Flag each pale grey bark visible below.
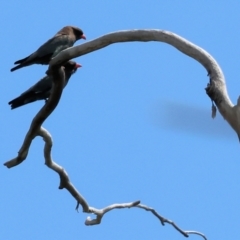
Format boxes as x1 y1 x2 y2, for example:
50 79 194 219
36 126 208 239
51 29 239 139
7 29 235 239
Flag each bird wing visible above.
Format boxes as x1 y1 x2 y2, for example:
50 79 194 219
27 34 75 62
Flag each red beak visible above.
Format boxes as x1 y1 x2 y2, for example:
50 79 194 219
75 63 82 69
81 34 86 40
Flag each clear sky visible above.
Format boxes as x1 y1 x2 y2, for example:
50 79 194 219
1 1 240 239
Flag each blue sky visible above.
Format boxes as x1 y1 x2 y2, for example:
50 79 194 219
1 1 240 239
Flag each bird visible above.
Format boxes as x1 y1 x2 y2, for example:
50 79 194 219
8 61 81 109
10 26 86 72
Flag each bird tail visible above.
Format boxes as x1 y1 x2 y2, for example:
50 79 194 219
11 53 35 72
11 53 51 72
14 56 30 65
8 95 35 109
10 64 27 72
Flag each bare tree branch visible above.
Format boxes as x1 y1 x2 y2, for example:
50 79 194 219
137 203 188 236
38 127 90 212
6 29 236 165
38 127 207 239
4 65 65 168
137 204 207 239
50 29 239 139
5 29 222 238
186 231 207 240
84 201 140 225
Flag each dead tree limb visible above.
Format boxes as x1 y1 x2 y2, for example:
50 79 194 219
4 64 65 168
50 29 239 139
38 126 207 239
5 29 226 239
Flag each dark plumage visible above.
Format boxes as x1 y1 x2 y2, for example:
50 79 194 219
8 61 81 109
11 26 86 72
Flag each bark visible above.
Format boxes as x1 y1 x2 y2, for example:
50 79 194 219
6 29 233 239
50 29 238 139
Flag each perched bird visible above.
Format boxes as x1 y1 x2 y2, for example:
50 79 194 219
8 61 81 109
11 26 86 72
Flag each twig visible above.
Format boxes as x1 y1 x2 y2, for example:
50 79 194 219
186 231 207 240
37 127 207 239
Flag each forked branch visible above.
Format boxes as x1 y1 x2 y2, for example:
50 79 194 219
5 29 229 239
38 126 207 239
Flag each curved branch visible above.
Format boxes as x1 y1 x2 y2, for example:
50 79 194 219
37 127 207 239
50 29 240 139
4 65 65 168
137 204 207 239
186 231 207 240
6 29 239 164
84 201 141 225
38 127 90 212
5 29 225 238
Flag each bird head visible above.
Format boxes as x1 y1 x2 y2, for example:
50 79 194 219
63 61 81 74
71 26 86 40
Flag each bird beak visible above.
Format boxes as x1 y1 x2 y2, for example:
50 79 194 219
75 63 82 69
81 34 86 40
